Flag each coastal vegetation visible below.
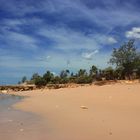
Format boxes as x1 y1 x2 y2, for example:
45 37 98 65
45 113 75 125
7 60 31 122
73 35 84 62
20 40 140 87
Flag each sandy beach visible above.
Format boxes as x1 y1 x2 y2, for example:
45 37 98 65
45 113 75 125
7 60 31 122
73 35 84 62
1 83 140 140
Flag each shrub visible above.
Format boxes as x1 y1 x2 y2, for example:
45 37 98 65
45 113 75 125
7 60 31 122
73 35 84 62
35 77 46 87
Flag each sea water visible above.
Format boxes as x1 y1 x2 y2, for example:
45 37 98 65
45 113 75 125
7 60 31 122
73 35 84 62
0 94 48 140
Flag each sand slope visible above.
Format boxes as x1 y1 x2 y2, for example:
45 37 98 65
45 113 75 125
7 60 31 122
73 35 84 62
14 83 140 140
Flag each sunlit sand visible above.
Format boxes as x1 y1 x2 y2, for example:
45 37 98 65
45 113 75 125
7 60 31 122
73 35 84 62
2 83 138 140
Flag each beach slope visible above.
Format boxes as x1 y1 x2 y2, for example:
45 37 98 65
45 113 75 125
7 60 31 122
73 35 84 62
14 83 140 140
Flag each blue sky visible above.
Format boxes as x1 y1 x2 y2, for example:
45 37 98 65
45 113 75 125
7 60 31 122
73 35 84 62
0 0 140 85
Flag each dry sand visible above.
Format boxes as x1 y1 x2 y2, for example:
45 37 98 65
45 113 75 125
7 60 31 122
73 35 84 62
3 83 140 140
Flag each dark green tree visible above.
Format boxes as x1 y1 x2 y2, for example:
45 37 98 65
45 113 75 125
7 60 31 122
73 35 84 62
59 70 70 83
31 73 40 81
30 73 41 84
35 77 46 87
76 69 92 84
109 40 139 79
104 67 114 80
21 76 27 83
134 53 140 78
43 71 54 84
52 76 61 84
89 65 98 81
60 69 70 79
77 69 87 77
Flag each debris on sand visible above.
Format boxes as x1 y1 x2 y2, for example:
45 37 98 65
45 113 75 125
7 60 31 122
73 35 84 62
80 106 88 109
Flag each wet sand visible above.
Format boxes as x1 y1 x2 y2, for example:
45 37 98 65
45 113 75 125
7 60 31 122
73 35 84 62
1 83 140 140
0 94 49 140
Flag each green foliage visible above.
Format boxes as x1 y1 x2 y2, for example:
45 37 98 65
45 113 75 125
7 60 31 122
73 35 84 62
21 76 27 83
51 76 61 84
109 40 140 79
60 70 70 79
43 71 54 84
89 65 98 81
34 77 46 87
76 75 93 84
77 69 87 77
135 53 140 78
90 65 98 76
104 67 114 80
20 40 140 86
31 73 40 81
58 70 70 84
110 40 136 66
75 69 93 84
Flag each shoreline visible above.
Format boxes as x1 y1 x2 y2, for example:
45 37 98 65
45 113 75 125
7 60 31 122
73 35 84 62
0 94 50 140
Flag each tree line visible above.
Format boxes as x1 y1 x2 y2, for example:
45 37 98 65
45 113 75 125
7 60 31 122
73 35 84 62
20 40 140 87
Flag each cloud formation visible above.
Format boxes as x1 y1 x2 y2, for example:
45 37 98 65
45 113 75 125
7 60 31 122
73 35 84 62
82 50 99 60
0 0 140 84
126 27 140 39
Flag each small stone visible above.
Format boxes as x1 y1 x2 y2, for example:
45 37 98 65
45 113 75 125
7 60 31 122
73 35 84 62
80 106 88 109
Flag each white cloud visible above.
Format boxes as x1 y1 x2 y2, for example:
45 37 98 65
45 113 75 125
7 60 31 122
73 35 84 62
96 35 117 45
79 1 140 29
82 50 99 60
39 26 100 51
0 46 112 84
126 27 140 39
38 24 118 52
2 18 43 29
107 37 117 44
0 17 45 50
9 32 37 49
1 0 140 29
37 55 51 62
2 0 136 84
0 30 38 50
